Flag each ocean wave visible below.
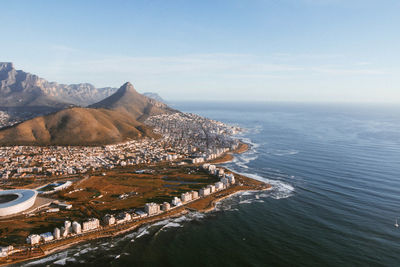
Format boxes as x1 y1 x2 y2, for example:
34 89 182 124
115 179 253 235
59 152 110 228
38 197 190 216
238 199 254 204
240 137 261 149
223 169 295 200
136 228 150 239
53 257 69 265
244 172 294 199
160 222 182 230
215 179 293 212
134 211 206 239
22 251 68 266
266 149 299 156
231 152 259 170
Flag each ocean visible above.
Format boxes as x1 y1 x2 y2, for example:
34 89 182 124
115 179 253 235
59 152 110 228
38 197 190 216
21 102 400 267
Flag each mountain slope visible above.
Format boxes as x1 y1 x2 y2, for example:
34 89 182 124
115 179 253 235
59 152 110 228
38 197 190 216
90 82 177 121
0 107 158 146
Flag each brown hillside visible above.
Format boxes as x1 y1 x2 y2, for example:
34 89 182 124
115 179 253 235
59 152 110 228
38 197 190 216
0 107 158 146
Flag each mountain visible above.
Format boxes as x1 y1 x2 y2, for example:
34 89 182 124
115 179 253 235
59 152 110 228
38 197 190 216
0 62 72 108
143 92 165 103
90 82 177 121
0 107 158 146
0 62 117 108
0 64 178 145
50 84 117 106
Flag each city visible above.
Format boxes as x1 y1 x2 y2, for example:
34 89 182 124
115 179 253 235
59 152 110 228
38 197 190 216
0 113 241 180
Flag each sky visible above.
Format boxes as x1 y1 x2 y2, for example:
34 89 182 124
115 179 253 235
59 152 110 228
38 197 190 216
1 0 399 102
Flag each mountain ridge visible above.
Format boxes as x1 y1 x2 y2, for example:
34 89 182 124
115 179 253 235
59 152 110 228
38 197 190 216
0 62 117 107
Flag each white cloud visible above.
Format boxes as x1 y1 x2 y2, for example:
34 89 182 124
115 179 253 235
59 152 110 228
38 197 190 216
16 48 394 102
311 67 387 75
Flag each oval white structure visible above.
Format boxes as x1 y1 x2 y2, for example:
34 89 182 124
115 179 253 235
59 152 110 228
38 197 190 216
0 189 38 216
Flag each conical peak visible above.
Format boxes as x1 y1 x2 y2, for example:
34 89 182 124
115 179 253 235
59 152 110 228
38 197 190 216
120 82 135 92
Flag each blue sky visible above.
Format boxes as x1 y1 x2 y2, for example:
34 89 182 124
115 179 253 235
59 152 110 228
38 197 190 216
1 0 399 102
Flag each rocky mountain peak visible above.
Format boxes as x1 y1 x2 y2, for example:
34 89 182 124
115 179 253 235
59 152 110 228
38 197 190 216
118 82 136 93
0 62 14 73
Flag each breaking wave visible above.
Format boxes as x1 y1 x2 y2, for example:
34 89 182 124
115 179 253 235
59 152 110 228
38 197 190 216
22 251 69 266
266 149 299 156
241 172 294 200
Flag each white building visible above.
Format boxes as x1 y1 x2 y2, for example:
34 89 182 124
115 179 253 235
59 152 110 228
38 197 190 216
135 210 147 218
199 187 211 197
53 228 61 239
72 221 82 234
64 220 72 234
162 202 171 211
226 173 235 184
202 163 210 170
191 191 199 199
116 212 132 224
0 246 13 257
26 234 40 245
181 192 192 203
217 168 225 177
208 165 216 174
172 197 182 206
104 214 116 225
145 203 160 216
82 218 100 232
60 227 68 237
207 185 216 193
192 157 204 164
40 232 54 242
221 177 229 187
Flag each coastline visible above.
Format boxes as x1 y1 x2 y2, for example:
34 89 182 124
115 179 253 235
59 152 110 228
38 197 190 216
208 142 249 164
1 140 269 266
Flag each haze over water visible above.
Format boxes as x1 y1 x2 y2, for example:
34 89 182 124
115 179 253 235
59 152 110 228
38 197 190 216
22 102 400 266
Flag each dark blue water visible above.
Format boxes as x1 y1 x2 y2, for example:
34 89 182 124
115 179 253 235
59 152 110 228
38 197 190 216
22 102 400 266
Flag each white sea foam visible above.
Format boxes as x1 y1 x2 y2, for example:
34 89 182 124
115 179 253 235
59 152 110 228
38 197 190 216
216 178 293 211
161 222 182 229
267 149 299 156
243 138 262 150
232 153 259 169
136 229 150 238
54 257 67 265
22 251 68 266
129 211 206 240
224 168 295 200
239 199 254 204
79 248 92 254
